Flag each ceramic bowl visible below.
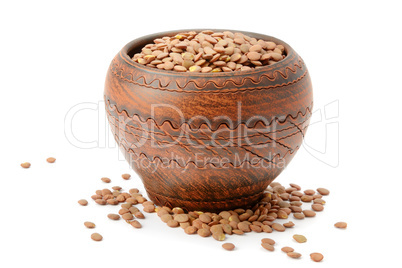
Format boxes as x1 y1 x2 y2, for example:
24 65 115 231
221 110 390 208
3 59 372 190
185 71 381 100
104 29 313 211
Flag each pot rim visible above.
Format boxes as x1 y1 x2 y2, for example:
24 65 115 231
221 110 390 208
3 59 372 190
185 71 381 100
119 28 295 78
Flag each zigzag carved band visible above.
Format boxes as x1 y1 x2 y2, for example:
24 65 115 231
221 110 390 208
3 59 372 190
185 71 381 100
111 57 307 93
106 110 308 150
105 98 313 131
109 118 305 154
106 107 311 141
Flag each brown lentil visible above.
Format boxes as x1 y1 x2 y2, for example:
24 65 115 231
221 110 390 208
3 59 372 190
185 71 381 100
312 195 322 200
174 214 189 223
334 222 347 228
167 220 179 227
132 31 286 73
184 226 197 234
310 253 324 262
281 246 294 253
85 180 333 245
312 204 324 211
313 198 326 205
95 199 106 205
46 157 56 163
303 210 316 217
130 220 142 228
250 224 262 233
222 224 233 234
210 225 224 234
106 199 118 205
198 228 211 237
103 194 114 200
160 214 173 223
261 238 275 245
293 234 307 243
78 199 88 206
212 232 226 241
84 221 95 228
122 173 131 180
116 195 125 202
293 213 305 219
277 210 288 219
21 162 31 168
283 221 295 228
180 222 191 229
287 252 302 259
289 183 301 190
121 203 132 209
107 213 120 220
172 207 185 214
101 189 112 196
222 243 235 251
122 213 133 221
238 222 251 232
134 211 145 219
129 188 139 194
291 191 303 197
261 243 275 251
129 207 139 214
101 177 111 183
290 206 302 213
301 195 314 202
91 233 103 241
232 229 245 235
289 196 301 202
304 189 315 195
317 188 330 195
271 223 285 232
199 213 212 223
262 225 273 233
91 194 102 200
143 205 155 213
118 208 129 215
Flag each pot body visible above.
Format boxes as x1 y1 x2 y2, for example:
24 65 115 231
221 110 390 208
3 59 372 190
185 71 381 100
104 30 313 211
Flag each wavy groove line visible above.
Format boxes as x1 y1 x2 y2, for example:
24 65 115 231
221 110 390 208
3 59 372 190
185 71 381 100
109 116 301 159
277 123 309 141
290 121 305 139
111 64 307 94
114 53 303 90
237 136 293 151
113 125 296 164
111 123 208 156
105 98 313 131
215 134 292 163
175 59 304 90
110 120 300 165
108 108 306 152
106 107 310 141
133 75 171 88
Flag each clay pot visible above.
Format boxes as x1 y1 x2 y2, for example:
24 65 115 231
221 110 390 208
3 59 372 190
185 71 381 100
104 29 313 211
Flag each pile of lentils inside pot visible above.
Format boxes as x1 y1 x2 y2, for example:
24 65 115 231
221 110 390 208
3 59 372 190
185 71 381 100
132 30 286 73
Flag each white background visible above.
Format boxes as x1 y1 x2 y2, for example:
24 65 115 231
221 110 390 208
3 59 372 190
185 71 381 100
1 0 401 267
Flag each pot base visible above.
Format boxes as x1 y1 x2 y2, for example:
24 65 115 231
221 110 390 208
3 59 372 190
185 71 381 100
145 187 264 212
